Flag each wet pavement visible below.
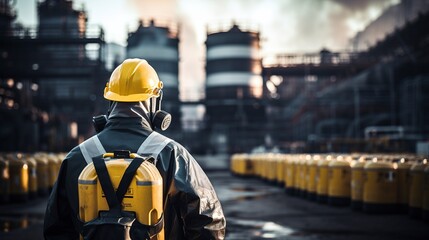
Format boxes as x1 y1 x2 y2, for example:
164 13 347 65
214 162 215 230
1 171 429 239
211 171 429 240
0 197 46 240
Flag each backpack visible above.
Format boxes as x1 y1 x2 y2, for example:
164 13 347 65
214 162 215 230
77 132 172 240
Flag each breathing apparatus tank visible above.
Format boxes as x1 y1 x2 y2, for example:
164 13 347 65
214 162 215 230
78 152 164 239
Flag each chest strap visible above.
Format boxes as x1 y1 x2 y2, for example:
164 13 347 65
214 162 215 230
79 131 172 164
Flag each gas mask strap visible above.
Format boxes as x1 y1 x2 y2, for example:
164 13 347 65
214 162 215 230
156 90 163 111
153 97 158 118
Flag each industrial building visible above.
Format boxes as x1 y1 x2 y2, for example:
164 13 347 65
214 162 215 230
1 0 428 155
1 1 429 239
205 24 265 153
0 0 108 152
263 0 429 153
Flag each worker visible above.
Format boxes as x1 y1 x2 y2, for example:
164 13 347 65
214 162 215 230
43 59 226 239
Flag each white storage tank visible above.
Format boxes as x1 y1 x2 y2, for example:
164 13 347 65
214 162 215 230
127 19 180 130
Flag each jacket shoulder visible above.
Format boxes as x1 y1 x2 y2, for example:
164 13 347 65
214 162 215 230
163 138 186 154
62 145 84 162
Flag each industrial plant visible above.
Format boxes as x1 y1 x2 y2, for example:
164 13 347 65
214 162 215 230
1 0 429 239
2 0 428 155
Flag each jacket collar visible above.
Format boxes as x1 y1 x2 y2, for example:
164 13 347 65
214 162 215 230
106 102 153 131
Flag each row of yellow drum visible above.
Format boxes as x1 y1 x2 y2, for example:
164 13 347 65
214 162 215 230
230 153 429 220
0 152 65 203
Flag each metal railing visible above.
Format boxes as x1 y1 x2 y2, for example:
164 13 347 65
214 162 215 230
4 24 104 40
263 51 362 67
206 21 259 35
129 19 179 38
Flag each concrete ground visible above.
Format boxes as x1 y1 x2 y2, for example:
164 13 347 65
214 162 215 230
212 171 429 240
1 170 428 240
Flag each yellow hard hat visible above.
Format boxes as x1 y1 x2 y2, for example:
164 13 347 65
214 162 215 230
104 59 163 102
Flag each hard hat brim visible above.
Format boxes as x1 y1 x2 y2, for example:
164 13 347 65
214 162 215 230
104 91 155 102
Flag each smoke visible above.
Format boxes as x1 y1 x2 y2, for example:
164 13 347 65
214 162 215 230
127 0 399 100
173 0 399 52
126 0 178 20
330 0 397 11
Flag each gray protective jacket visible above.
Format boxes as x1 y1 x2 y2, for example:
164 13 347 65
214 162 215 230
43 111 226 239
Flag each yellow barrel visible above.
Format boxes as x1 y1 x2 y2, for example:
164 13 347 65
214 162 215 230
306 155 320 201
422 165 429 221
249 154 258 178
260 154 266 179
262 154 271 182
8 156 29 202
239 154 247 176
260 154 267 180
26 157 38 199
295 156 304 197
282 155 289 188
241 154 248 176
79 155 164 239
0 157 10 203
316 155 332 203
351 159 366 210
262 154 269 181
231 154 241 176
230 154 237 175
293 156 302 196
34 154 49 196
238 154 246 176
241 154 249 177
363 160 397 213
285 157 296 195
252 154 260 178
394 158 412 212
255 154 262 179
267 155 277 184
267 155 275 183
276 155 286 186
409 161 427 218
232 154 242 176
327 157 351 206
263 154 275 183
257 154 267 180
298 155 310 198
252 154 261 178
242 154 249 176
245 154 254 177
238 154 247 177
264 155 270 181
47 154 61 191
234 153 254 177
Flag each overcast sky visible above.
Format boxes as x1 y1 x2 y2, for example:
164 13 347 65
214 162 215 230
15 0 399 100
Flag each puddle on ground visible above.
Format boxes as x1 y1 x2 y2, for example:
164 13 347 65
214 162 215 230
219 183 283 203
230 186 261 192
0 214 44 233
292 229 365 236
227 218 298 240
226 217 369 239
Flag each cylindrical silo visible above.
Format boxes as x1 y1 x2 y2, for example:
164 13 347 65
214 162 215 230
127 19 180 130
205 24 265 153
